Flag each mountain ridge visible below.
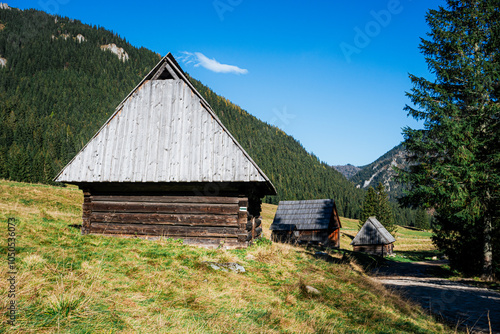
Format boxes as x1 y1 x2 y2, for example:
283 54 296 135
350 144 407 201
332 164 361 179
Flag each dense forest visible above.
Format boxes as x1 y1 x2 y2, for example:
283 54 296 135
0 7 419 224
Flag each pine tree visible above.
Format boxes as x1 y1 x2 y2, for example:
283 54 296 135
400 0 500 279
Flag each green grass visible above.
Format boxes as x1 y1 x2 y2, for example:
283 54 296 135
339 216 438 261
389 250 441 263
0 179 453 333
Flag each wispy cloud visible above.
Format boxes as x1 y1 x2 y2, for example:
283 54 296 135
178 52 248 75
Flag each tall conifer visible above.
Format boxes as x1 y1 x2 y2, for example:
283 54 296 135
400 0 499 279
359 183 396 233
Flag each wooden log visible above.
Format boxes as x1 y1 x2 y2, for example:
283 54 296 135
92 202 239 215
81 190 92 234
89 222 241 237
238 199 249 208
90 212 239 227
251 217 255 239
92 195 242 204
247 227 262 241
246 218 261 230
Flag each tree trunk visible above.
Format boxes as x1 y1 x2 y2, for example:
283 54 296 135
482 212 493 281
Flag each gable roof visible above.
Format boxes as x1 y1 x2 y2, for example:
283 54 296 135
54 53 275 195
269 199 341 231
350 217 396 246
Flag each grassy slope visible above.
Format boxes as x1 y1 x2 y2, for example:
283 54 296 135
339 218 436 253
0 180 450 333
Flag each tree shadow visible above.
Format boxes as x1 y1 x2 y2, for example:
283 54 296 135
392 250 441 261
303 245 387 272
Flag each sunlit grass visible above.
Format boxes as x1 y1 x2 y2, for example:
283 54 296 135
0 179 451 333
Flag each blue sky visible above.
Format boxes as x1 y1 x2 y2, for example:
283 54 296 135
12 0 444 166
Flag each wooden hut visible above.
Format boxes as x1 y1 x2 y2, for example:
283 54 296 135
269 199 341 247
54 53 276 248
351 217 396 256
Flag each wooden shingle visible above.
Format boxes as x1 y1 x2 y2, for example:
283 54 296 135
270 199 341 247
351 217 396 246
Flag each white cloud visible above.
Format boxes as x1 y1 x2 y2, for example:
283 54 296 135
179 51 248 75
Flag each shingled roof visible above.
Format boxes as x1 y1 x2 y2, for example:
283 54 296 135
350 217 396 246
269 199 341 231
54 53 275 195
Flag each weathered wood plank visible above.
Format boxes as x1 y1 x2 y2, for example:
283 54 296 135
89 223 241 237
90 212 239 227
92 195 244 204
92 202 239 215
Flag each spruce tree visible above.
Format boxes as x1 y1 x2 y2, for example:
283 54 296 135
359 186 378 229
375 183 396 234
359 183 396 233
400 0 500 279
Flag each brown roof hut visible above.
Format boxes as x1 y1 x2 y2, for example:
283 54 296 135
351 217 396 256
269 199 342 247
54 53 276 248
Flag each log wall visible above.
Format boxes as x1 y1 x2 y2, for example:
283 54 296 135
81 193 249 248
271 229 340 247
353 243 394 257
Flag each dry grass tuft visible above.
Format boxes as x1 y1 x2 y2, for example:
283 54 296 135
22 254 47 268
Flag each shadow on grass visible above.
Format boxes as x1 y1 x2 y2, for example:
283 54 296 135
341 232 354 240
300 244 388 273
391 250 442 262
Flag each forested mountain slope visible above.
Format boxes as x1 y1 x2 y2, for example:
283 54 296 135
0 7 365 218
349 144 418 226
350 144 407 201
332 164 361 179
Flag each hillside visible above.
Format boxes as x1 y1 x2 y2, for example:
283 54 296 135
0 179 450 333
350 144 407 201
0 6 365 219
332 164 361 179
337 145 420 227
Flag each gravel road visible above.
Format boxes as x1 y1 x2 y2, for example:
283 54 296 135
372 260 500 334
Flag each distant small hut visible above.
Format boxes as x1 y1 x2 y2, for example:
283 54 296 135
269 199 341 247
351 217 396 256
54 53 276 248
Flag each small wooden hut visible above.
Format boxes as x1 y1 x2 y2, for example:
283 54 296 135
269 199 341 247
54 53 276 248
351 217 396 256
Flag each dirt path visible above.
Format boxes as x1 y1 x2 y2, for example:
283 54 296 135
371 261 500 333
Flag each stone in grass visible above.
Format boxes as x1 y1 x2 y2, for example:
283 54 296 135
305 285 321 295
203 262 246 273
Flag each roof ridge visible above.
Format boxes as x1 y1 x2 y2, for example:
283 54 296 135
54 53 275 194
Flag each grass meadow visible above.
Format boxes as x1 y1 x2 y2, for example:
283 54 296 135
0 179 451 333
